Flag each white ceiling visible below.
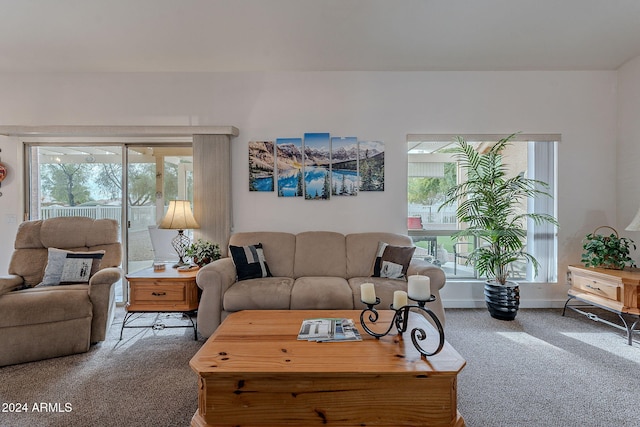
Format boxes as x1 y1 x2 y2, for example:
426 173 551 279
2 0 640 73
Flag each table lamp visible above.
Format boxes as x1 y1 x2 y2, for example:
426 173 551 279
159 200 200 267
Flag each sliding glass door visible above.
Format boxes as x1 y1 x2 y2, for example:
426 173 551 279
26 143 193 303
126 146 194 276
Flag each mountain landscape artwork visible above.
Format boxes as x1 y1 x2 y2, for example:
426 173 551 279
248 141 274 192
276 137 304 197
331 136 358 196
303 133 331 200
358 141 385 191
252 133 385 199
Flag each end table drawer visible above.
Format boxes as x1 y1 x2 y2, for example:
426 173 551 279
573 275 621 301
133 284 186 303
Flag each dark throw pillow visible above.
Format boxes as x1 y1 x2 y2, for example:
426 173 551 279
39 248 105 286
372 242 416 279
229 243 272 281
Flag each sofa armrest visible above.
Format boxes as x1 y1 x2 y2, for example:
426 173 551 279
196 257 237 337
0 275 25 297
87 267 122 342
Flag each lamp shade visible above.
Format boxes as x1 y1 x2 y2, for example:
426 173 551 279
625 206 640 231
159 200 200 230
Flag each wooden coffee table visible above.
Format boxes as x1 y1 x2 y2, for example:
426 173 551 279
190 310 466 426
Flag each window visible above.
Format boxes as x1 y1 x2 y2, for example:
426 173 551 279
407 134 558 283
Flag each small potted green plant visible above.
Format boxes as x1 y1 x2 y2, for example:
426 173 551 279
581 226 636 270
185 239 221 267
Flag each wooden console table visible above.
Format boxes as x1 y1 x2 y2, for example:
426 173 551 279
563 265 640 345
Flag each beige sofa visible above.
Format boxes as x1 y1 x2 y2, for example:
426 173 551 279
0 217 122 366
196 231 446 337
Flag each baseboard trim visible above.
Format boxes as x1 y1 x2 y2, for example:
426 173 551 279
442 299 569 309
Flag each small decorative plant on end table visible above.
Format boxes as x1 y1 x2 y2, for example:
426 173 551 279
581 226 636 270
185 239 221 267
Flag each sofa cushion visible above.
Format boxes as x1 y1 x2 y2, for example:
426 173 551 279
372 242 415 279
345 232 413 278
223 277 294 311
294 231 347 278
229 232 296 277
39 248 105 286
290 277 353 309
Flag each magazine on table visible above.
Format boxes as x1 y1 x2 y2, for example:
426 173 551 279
297 318 362 342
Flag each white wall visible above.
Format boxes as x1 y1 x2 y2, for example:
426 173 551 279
0 70 621 307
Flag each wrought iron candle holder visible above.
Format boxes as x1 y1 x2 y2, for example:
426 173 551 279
360 295 445 357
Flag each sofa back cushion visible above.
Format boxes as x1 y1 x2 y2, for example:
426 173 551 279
9 217 122 287
345 232 413 278
228 232 296 278
294 231 347 278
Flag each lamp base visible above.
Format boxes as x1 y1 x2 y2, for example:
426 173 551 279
170 230 191 269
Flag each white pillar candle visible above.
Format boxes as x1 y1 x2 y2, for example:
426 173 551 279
408 275 431 301
393 290 408 309
360 282 377 304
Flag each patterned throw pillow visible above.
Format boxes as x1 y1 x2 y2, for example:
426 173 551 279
229 243 272 281
372 242 416 279
39 248 105 286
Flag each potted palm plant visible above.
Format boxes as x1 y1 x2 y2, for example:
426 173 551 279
439 134 558 320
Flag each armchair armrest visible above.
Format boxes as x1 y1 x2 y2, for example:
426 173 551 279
196 257 237 337
0 275 25 297
88 267 123 342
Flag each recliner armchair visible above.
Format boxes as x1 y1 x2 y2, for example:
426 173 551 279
0 217 122 366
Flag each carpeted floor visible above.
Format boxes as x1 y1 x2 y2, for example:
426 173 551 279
445 307 640 427
1 307 639 426
0 309 203 427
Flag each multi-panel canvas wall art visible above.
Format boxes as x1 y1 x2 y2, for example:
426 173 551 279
359 141 385 192
250 134 385 198
248 141 275 192
276 138 303 197
303 133 331 200
331 136 358 196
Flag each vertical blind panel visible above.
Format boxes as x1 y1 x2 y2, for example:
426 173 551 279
408 162 445 177
527 141 558 283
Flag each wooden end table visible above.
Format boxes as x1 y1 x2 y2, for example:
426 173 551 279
563 265 640 345
190 309 466 427
121 266 200 340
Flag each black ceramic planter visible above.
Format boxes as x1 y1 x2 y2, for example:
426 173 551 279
484 281 520 320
